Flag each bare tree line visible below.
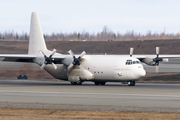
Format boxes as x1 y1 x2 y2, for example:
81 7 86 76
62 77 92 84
0 26 180 41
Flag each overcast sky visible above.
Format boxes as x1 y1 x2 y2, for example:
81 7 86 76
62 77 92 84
0 0 180 34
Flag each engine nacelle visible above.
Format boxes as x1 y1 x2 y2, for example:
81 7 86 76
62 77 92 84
62 56 73 66
142 57 155 66
142 57 168 66
33 55 45 65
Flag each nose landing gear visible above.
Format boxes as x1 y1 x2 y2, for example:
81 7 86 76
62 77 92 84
127 81 135 86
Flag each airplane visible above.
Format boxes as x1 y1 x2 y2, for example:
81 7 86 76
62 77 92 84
0 12 180 86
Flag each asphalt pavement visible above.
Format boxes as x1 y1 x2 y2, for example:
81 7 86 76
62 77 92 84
0 80 179 113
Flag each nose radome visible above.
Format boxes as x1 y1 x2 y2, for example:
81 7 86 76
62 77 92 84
141 69 146 76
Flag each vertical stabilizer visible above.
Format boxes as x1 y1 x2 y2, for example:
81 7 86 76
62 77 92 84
28 12 48 55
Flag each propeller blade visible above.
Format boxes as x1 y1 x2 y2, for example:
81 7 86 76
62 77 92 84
39 50 45 56
67 63 74 70
80 51 86 58
50 49 56 56
162 58 168 62
156 47 159 55
130 47 134 57
68 50 86 70
40 63 46 70
52 62 57 69
69 50 74 57
79 65 84 71
156 65 159 73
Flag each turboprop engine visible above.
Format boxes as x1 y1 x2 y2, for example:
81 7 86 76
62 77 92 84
141 47 168 73
62 50 94 82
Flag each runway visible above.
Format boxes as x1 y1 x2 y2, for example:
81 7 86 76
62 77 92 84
0 80 179 113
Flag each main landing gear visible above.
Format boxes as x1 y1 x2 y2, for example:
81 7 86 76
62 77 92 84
94 82 106 85
71 81 82 85
127 81 135 86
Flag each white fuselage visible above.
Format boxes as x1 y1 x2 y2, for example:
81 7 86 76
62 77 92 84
44 55 146 82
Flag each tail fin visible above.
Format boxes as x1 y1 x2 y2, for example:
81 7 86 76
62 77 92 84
28 12 48 55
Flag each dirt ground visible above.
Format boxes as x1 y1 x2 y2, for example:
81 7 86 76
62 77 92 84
1 39 180 55
0 108 179 120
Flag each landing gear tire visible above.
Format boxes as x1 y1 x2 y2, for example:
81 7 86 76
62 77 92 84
77 81 82 85
71 82 77 85
100 82 106 85
94 82 99 85
71 81 82 85
132 81 135 86
94 82 106 85
128 81 135 86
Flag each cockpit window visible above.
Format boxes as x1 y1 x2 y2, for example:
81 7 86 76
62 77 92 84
126 60 132 65
133 61 140 64
136 61 140 64
126 60 140 65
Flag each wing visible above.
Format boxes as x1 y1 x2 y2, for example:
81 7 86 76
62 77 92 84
134 55 180 59
0 54 65 63
133 54 180 66
0 54 36 62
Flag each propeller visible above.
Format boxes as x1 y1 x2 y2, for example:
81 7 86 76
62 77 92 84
39 49 57 70
153 47 162 73
130 47 134 57
67 50 86 70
